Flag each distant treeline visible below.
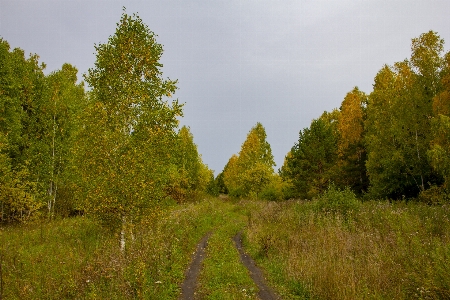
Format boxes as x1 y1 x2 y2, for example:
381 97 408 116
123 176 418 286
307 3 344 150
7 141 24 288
217 31 450 203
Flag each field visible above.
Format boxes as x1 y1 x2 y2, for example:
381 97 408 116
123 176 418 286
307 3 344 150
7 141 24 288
1 196 449 299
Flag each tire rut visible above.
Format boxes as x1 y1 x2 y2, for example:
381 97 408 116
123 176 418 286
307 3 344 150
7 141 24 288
233 232 280 300
179 231 279 300
179 232 211 300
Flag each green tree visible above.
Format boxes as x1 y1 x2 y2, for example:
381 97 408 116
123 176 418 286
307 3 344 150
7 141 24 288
35 64 86 217
0 39 46 222
365 31 446 199
75 10 182 244
282 116 338 199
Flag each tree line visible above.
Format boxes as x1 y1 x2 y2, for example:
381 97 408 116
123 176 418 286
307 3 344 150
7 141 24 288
218 31 450 203
0 11 213 225
2 14 448 227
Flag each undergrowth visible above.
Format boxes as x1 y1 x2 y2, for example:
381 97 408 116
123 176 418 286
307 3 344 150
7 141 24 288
0 198 229 299
243 198 450 299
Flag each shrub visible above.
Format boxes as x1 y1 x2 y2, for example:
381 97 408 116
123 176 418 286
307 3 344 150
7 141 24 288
315 184 360 217
417 185 449 205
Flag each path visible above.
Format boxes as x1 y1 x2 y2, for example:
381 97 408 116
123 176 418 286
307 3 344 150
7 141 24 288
179 231 279 300
233 232 280 300
179 232 211 300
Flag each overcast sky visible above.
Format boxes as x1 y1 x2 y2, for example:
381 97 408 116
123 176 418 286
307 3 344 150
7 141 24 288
1 0 449 174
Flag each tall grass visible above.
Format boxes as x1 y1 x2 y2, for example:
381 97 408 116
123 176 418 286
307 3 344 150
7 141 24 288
243 198 450 299
0 198 231 299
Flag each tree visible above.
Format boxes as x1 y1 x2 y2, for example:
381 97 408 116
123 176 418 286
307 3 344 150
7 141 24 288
36 64 86 217
335 87 369 193
166 126 213 202
282 115 338 199
223 154 241 196
428 52 450 190
223 123 275 198
0 39 46 222
75 10 182 245
365 31 446 199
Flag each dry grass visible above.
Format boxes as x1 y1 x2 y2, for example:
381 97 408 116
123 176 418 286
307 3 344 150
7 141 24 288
243 199 450 299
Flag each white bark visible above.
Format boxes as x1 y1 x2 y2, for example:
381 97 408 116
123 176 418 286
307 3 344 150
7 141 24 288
120 215 126 252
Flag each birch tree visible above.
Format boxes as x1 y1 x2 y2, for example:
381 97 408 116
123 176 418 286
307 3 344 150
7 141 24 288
76 10 182 247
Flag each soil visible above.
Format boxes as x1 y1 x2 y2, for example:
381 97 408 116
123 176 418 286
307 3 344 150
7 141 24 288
179 232 211 300
233 232 280 300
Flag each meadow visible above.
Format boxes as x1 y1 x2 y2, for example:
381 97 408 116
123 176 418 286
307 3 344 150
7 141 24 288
1 194 449 299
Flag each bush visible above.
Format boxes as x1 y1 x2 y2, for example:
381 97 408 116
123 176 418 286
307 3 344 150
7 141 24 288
315 184 360 217
417 185 449 205
259 185 282 201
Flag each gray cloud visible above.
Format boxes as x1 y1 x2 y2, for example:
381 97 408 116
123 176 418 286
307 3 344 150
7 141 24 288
1 0 449 174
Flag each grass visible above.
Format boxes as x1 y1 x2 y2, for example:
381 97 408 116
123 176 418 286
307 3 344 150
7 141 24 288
243 199 450 299
196 204 258 299
0 198 233 299
1 195 449 299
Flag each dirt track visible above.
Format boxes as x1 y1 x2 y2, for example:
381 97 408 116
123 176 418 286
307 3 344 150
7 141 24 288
233 232 279 300
179 232 211 300
179 231 279 300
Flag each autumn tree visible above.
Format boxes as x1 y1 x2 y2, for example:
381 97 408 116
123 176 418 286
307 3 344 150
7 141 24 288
75 11 182 245
428 52 450 191
0 39 46 222
365 31 445 199
335 87 369 193
223 123 275 198
166 126 213 202
223 154 240 196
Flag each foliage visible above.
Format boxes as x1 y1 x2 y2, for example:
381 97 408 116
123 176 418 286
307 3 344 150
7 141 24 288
365 31 446 199
281 116 338 199
75 10 182 229
215 171 228 194
165 126 213 202
223 122 275 198
0 39 85 222
314 184 360 218
259 174 290 201
334 87 369 194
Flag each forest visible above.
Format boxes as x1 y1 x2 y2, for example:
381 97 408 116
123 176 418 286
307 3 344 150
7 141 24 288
1 11 450 299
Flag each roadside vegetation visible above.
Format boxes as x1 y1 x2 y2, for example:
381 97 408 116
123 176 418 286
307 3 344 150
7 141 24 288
243 189 450 299
0 199 234 299
2 196 449 299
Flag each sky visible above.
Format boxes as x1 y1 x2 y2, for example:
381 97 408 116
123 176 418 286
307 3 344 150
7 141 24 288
1 0 450 175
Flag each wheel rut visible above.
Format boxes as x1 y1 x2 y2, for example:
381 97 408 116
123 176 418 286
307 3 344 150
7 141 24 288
233 231 280 300
179 232 211 300
179 231 279 300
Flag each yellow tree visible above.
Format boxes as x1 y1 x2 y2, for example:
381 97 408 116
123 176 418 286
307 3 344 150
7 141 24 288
75 10 182 247
335 87 369 193
223 154 240 196
223 123 275 198
166 126 213 202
